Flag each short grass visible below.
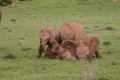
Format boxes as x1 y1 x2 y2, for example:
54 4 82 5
0 0 120 80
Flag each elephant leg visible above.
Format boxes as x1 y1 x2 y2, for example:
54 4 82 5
95 49 102 58
45 53 57 59
37 44 43 58
45 45 58 59
59 50 76 61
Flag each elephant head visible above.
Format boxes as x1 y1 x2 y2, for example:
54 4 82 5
40 28 56 45
37 28 59 58
57 40 79 61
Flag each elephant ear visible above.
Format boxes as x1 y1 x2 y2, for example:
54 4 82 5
62 40 79 48
89 37 100 47
49 30 56 43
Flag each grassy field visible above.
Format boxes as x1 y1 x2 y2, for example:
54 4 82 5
0 0 120 80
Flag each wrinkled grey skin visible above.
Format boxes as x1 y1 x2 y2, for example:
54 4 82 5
37 28 59 58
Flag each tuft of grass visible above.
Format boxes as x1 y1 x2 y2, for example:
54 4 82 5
105 26 114 30
81 64 100 80
7 29 12 32
94 77 109 80
93 26 99 28
111 61 117 65
1 27 9 30
102 41 111 45
19 37 25 40
19 0 26 1
9 19 16 22
21 47 32 51
1 53 16 59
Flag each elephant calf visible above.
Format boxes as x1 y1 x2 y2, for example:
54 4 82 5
45 45 58 59
45 40 78 61
59 22 102 61
59 22 90 61
88 37 102 59
37 27 60 58
57 40 79 61
57 37 102 61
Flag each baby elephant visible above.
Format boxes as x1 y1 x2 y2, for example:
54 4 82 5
45 43 59 59
88 37 102 59
45 40 78 61
57 40 79 61
37 27 59 58
58 37 102 61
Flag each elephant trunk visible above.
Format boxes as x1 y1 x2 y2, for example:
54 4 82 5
41 44 45 52
37 44 45 58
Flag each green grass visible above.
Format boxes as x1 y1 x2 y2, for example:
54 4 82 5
0 0 120 80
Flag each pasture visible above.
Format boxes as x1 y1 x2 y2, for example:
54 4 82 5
0 0 120 80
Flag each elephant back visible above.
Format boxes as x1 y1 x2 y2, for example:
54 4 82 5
59 22 90 46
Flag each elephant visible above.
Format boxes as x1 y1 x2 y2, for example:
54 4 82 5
37 27 60 58
88 37 102 59
45 37 102 61
59 22 89 45
45 40 78 61
57 40 79 61
45 41 59 59
0 6 2 23
59 22 90 60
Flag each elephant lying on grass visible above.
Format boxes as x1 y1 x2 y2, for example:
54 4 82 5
45 40 78 61
45 37 102 61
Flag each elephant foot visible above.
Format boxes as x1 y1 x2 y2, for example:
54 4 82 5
95 49 102 58
45 54 58 59
37 54 41 59
77 57 89 61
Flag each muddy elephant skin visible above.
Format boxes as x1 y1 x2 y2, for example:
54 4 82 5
59 22 90 60
37 28 60 58
88 37 102 59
